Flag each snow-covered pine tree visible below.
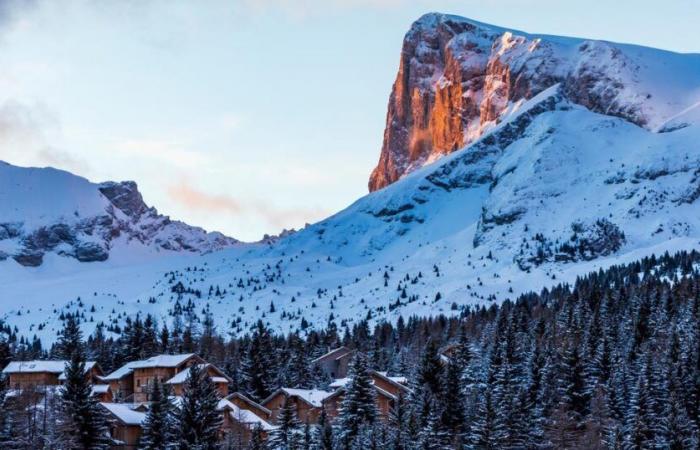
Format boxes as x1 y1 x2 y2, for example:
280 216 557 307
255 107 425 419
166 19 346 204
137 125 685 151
267 396 302 450
174 364 223 450
140 379 176 449
337 353 377 448
57 316 110 449
243 321 277 400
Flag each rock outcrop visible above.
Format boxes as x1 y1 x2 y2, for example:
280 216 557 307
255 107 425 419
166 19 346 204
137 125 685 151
0 162 239 266
368 13 700 191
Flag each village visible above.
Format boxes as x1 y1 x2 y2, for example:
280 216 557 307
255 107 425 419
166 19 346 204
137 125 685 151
1 346 410 449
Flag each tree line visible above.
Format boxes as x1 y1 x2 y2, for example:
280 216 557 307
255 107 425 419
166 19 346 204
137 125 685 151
1 249 700 448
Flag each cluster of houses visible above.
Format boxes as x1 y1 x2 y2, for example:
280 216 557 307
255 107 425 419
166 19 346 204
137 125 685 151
1 346 409 449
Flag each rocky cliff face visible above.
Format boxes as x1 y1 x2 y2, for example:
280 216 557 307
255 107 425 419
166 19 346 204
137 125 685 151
369 13 700 191
0 163 239 266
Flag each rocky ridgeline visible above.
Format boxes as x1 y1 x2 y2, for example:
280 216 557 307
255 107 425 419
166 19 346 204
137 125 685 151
0 175 238 267
369 13 698 191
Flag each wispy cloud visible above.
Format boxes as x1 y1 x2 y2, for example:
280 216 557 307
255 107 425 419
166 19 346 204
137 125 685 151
0 100 89 173
113 138 209 169
168 180 330 231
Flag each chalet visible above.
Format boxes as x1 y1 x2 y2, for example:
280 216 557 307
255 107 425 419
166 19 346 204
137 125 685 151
217 398 276 445
262 388 332 424
100 402 147 450
311 346 354 379
103 353 204 402
226 392 273 421
323 383 398 419
166 363 231 398
91 383 114 402
2 360 103 390
325 370 410 419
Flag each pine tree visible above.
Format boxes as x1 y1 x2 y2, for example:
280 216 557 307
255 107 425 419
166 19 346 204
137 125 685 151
243 321 277 400
249 425 267 450
140 380 176 450
58 317 110 449
175 364 223 450
337 353 377 448
267 396 302 450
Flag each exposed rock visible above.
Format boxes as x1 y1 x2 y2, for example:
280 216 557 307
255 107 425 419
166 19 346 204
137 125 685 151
74 242 109 262
368 13 695 191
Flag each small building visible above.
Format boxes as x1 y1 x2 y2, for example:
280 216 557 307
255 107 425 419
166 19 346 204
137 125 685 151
104 353 204 402
100 402 147 450
262 388 332 424
102 361 139 402
2 360 103 390
226 392 273 421
91 383 114 402
218 398 276 446
311 347 354 379
326 370 410 419
323 383 398 419
166 363 231 398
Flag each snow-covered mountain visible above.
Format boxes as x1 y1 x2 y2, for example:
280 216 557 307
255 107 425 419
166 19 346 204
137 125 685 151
0 162 239 267
369 13 700 191
1 13 700 344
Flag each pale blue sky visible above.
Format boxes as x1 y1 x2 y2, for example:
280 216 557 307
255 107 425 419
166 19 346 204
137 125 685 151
0 0 697 241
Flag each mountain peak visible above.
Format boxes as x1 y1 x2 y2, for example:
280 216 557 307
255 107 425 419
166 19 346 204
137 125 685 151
368 13 700 192
0 161 239 266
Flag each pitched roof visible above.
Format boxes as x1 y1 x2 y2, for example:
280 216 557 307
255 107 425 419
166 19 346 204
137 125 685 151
102 361 139 381
218 399 276 431
311 346 353 364
262 388 333 408
103 354 200 381
3 360 67 374
226 392 272 416
100 403 147 426
329 370 410 393
129 353 198 369
91 384 111 395
165 363 232 385
3 360 99 379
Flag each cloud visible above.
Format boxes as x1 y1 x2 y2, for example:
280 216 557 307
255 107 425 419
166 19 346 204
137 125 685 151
168 180 330 231
0 99 89 173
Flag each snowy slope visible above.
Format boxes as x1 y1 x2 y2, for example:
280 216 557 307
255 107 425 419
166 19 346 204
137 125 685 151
0 162 239 267
1 14 700 344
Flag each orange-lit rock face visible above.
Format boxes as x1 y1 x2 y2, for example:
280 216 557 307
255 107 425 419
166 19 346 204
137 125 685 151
368 14 649 192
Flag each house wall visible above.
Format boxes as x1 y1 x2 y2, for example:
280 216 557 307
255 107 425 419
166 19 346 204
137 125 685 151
264 393 321 424
108 423 142 450
8 372 60 389
133 367 179 402
109 374 134 402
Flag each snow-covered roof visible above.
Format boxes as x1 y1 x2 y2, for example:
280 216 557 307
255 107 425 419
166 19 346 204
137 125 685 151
91 384 111 395
311 346 353 364
102 361 139 381
3 360 67 374
104 354 199 381
264 388 333 408
100 403 147 426
129 353 198 369
329 371 410 392
58 361 99 381
3 360 98 380
226 392 272 416
165 363 231 385
217 399 276 431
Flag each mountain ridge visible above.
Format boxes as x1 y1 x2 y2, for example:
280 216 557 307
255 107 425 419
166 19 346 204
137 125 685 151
368 12 700 191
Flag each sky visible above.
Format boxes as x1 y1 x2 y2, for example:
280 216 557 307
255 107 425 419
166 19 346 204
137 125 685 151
0 0 697 241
